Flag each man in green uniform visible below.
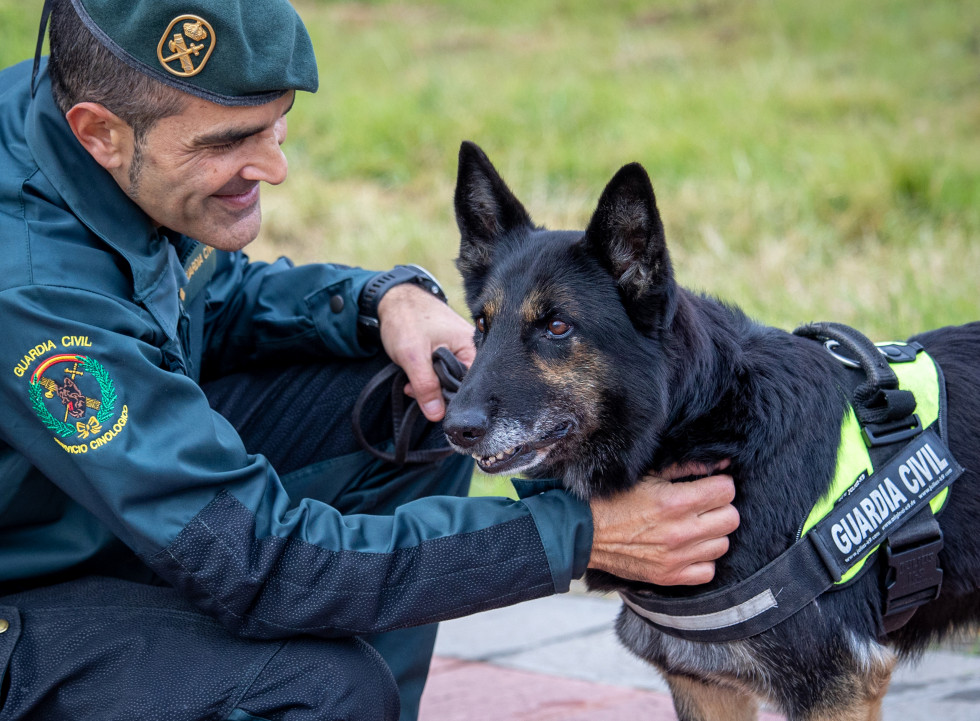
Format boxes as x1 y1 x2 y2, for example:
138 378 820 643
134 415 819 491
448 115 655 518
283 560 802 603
0 1 738 719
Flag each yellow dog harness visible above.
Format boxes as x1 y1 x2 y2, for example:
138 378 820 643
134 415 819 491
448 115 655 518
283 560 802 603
621 323 962 642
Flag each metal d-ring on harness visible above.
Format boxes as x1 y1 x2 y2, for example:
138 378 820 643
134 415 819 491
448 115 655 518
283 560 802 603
352 347 466 465
619 322 964 642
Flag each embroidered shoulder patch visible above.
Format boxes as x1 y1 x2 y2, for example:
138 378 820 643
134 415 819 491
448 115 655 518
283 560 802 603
27 351 129 454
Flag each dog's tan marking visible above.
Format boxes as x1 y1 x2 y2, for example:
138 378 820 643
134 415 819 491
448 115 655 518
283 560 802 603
532 338 605 434
520 288 547 325
519 286 581 325
660 642 895 721
804 654 895 721
480 287 504 328
664 673 758 721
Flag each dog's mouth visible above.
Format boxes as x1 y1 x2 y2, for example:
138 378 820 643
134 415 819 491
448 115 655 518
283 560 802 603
472 423 573 474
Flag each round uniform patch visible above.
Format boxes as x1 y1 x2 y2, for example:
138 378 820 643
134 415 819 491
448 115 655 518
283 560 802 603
157 15 216 78
28 353 128 453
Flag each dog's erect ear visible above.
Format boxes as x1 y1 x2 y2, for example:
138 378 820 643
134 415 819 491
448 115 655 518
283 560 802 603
454 141 533 284
584 162 675 328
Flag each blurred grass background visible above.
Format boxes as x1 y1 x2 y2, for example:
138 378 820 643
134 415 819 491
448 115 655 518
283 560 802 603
4 0 978 497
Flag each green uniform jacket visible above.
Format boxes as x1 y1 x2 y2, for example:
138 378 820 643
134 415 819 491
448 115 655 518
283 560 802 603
0 59 592 638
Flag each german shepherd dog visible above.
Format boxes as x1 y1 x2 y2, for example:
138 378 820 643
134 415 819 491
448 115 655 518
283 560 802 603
442 141 980 721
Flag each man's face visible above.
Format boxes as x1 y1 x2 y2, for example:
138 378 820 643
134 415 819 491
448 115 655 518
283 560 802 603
121 91 295 251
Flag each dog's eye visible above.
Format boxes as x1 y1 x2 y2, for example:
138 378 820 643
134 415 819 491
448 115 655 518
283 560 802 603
547 318 572 338
475 316 488 334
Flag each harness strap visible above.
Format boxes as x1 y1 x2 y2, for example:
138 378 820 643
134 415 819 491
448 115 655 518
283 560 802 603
352 347 465 465
621 520 833 642
881 507 944 635
621 424 961 642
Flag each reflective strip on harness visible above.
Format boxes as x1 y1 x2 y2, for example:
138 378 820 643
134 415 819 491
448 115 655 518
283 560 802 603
622 588 777 632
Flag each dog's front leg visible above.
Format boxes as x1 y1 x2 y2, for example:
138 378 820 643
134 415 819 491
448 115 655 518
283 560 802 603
793 657 895 721
664 673 759 721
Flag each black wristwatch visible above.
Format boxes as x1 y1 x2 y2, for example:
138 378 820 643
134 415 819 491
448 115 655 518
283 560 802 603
357 264 448 343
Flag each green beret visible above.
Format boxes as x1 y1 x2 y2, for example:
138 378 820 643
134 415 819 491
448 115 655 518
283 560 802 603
68 0 318 105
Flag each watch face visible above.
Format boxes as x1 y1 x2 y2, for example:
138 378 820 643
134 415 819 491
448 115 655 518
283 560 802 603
406 265 447 301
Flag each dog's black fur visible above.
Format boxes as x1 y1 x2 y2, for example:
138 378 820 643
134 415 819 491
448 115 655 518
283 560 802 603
443 141 980 721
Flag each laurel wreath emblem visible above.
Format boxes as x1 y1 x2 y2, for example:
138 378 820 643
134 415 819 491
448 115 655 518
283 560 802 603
29 356 118 439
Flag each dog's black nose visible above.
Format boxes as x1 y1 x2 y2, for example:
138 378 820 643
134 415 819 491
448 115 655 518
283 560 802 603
443 408 489 449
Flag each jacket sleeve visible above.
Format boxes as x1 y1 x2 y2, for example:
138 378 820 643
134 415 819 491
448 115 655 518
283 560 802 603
199 251 380 373
0 286 593 639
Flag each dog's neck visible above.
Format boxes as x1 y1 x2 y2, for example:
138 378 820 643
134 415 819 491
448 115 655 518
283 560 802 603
661 289 751 425
643 287 809 470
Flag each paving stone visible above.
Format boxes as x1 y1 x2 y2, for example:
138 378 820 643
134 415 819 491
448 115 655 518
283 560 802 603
421 657 786 721
432 593 619 662
425 593 980 720
883 649 980 721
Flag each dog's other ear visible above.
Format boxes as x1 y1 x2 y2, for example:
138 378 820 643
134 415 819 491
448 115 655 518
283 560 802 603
584 162 675 330
454 141 533 284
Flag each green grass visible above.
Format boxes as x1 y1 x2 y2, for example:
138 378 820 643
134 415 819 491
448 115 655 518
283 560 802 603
268 0 979 336
5 0 978 498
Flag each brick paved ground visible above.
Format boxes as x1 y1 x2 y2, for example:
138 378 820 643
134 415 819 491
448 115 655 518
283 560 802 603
421 656 786 721
418 592 980 721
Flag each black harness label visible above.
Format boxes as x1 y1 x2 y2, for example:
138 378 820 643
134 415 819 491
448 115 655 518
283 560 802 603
812 428 962 580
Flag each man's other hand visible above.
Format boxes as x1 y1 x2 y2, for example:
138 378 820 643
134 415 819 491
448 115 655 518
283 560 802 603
377 283 476 421
587 461 739 586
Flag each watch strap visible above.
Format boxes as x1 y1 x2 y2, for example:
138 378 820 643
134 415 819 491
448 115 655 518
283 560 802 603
357 264 448 341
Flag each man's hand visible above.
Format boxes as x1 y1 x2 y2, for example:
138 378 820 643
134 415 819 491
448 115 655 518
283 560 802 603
377 283 476 421
588 461 738 586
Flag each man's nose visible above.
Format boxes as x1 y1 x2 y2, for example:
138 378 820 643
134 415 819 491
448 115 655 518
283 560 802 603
241 128 288 185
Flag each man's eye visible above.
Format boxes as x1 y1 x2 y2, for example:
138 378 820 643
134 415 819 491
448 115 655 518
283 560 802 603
209 138 245 152
475 316 488 334
547 318 572 337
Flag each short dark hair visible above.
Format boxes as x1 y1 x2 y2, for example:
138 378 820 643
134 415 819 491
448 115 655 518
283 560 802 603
47 0 187 142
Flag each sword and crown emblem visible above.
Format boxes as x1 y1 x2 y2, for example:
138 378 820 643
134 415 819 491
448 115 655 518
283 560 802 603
29 354 119 443
157 15 216 78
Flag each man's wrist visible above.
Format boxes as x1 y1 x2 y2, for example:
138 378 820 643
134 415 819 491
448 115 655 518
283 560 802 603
357 264 447 344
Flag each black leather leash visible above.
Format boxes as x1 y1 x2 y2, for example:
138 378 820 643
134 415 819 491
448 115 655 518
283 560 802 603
352 347 466 465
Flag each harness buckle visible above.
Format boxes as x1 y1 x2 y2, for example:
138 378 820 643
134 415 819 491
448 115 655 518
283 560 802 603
876 341 923 363
881 525 943 634
861 413 921 448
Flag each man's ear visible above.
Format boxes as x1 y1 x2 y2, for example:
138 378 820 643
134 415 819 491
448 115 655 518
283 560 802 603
454 141 534 303
64 102 133 172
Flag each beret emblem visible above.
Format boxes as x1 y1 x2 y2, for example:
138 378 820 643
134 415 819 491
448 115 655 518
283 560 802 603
157 15 216 78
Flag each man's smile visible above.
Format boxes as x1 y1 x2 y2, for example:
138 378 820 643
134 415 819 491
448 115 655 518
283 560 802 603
211 181 260 211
